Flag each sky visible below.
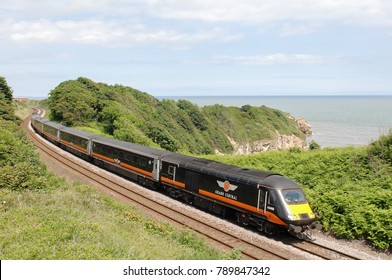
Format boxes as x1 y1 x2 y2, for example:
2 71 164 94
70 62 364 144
1 0 392 97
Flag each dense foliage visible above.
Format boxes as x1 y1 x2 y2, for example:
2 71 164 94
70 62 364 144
0 76 55 191
0 76 19 123
205 136 392 251
47 77 304 154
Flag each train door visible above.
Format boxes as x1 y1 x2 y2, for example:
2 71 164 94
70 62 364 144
257 186 266 213
87 139 92 156
152 159 160 181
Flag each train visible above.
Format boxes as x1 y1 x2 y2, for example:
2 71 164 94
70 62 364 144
31 113 321 240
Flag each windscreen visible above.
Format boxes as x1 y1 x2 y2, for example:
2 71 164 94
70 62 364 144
281 189 307 204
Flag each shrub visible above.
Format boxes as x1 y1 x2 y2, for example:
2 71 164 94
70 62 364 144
308 140 321 150
368 130 392 164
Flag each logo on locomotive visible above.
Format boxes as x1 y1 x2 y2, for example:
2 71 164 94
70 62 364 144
217 180 238 192
215 180 238 200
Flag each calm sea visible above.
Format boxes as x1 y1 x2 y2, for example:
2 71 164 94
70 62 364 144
159 96 392 148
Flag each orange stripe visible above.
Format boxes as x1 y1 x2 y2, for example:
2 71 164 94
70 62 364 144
92 152 153 177
92 152 113 163
120 162 153 177
60 140 88 153
199 189 261 213
161 177 185 188
199 189 287 226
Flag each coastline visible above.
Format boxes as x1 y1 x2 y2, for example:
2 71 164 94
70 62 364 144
158 95 392 148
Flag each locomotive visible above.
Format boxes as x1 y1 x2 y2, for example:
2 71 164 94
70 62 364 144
31 113 321 240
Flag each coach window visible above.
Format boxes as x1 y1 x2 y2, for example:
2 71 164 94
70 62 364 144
168 166 175 175
139 158 147 167
125 153 132 162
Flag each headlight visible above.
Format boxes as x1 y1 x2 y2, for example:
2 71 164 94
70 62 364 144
287 214 299 221
309 213 316 219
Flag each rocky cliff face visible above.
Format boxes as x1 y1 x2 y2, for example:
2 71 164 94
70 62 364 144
227 134 307 155
288 114 312 135
225 114 312 155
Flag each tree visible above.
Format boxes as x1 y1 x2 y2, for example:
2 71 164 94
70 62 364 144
177 99 208 131
0 76 13 103
48 80 97 126
0 76 18 123
308 140 321 150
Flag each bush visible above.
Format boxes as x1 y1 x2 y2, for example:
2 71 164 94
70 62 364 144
308 140 321 150
147 126 180 152
368 130 392 164
0 119 56 191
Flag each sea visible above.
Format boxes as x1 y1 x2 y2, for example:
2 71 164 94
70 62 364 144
158 95 392 148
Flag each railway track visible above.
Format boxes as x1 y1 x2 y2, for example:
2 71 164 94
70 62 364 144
23 113 290 260
290 240 361 260
23 111 365 260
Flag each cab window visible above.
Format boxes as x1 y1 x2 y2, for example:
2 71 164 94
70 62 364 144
281 189 307 204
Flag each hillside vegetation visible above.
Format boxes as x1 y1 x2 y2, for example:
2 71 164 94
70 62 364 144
205 137 392 251
48 77 304 154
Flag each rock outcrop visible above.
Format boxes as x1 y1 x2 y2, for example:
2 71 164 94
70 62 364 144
287 114 312 135
225 114 312 155
227 134 307 155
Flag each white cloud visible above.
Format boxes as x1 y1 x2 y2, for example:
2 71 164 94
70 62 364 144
3 0 392 27
279 22 320 37
1 18 240 46
146 0 392 27
213 53 340 65
1 0 391 47
0 0 140 19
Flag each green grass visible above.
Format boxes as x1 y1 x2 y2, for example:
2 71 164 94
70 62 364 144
0 182 238 259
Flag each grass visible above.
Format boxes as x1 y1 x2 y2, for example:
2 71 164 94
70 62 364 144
0 182 238 259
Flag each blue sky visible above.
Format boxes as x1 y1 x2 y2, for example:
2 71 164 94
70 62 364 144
1 0 392 97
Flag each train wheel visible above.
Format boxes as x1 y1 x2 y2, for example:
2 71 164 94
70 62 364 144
264 223 276 236
184 194 194 205
236 213 249 226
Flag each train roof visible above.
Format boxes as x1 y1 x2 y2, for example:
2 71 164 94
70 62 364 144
32 114 63 130
162 153 298 189
31 113 41 121
60 126 95 139
92 135 171 159
41 120 64 130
